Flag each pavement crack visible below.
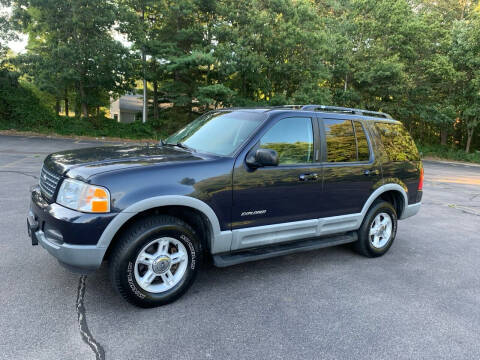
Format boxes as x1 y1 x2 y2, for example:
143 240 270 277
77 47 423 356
76 275 106 360
0 170 38 179
470 193 480 201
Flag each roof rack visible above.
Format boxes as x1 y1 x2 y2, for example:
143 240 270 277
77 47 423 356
301 105 392 119
272 105 304 109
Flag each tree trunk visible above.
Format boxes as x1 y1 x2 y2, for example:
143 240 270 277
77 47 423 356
78 82 88 117
153 80 159 121
440 129 447 146
465 127 474 153
55 99 61 115
241 72 247 99
64 89 69 117
74 99 81 118
81 103 88 118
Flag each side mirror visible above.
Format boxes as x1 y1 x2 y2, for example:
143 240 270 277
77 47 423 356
246 148 279 168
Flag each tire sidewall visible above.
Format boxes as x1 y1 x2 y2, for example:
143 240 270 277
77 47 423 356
361 202 397 256
118 223 200 305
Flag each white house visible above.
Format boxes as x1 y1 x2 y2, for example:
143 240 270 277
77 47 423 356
110 94 143 123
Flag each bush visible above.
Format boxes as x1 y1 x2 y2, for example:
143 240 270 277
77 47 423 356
0 70 171 140
417 144 480 164
0 69 57 130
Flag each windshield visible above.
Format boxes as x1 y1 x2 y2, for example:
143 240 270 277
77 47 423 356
165 111 264 156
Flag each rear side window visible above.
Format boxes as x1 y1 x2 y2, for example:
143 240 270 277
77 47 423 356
354 121 370 161
375 123 419 161
324 119 371 162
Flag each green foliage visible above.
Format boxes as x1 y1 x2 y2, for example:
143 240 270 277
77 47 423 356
4 0 480 160
0 69 163 139
0 1 18 60
418 144 480 164
0 69 56 127
11 0 136 116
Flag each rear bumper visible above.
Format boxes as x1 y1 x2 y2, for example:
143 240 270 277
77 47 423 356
400 202 421 220
28 186 115 273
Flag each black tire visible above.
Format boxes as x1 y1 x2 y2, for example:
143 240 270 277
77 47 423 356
109 215 202 308
353 200 397 257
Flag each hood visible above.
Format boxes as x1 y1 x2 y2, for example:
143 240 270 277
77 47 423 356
44 144 212 179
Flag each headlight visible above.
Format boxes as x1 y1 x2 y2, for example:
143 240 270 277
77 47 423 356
56 179 110 213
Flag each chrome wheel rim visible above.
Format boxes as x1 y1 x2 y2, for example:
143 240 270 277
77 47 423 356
134 237 188 293
369 212 393 249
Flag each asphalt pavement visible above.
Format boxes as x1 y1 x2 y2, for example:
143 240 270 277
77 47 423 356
0 134 479 360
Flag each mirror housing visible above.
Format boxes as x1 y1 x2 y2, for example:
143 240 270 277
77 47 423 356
246 148 279 168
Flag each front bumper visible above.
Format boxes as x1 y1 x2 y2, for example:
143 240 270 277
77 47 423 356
28 186 116 273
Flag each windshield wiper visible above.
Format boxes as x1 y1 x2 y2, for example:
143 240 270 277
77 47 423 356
162 141 196 152
175 142 196 152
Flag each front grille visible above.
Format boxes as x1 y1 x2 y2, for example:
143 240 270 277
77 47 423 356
39 165 62 201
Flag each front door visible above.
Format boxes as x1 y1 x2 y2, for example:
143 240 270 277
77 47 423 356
231 116 322 250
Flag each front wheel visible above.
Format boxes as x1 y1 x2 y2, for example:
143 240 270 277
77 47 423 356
109 215 202 308
353 200 397 257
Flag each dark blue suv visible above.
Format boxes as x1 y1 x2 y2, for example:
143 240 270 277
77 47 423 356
28 105 423 307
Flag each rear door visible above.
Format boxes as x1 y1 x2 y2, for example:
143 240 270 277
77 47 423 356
319 118 382 217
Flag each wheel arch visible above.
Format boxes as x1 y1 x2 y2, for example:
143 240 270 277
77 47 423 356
99 196 230 261
361 184 408 219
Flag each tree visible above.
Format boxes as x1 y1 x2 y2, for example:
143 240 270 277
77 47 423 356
214 0 331 104
0 0 18 61
12 0 135 117
450 10 480 152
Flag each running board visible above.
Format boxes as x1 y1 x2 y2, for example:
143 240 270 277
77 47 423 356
213 232 357 267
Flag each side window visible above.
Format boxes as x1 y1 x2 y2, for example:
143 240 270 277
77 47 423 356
324 119 357 162
260 117 313 164
375 123 419 161
353 121 370 161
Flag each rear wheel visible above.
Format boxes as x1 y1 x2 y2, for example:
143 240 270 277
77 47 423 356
353 200 397 257
109 215 202 308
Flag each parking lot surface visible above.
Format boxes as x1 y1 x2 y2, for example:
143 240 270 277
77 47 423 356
0 134 479 360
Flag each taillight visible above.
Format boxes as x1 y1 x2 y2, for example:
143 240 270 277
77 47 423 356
418 167 424 191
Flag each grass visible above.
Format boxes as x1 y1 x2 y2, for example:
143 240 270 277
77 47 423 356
0 115 166 140
418 144 480 164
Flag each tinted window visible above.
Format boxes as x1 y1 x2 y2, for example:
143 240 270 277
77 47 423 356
260 117 313 164
354 121 370 161
165 111 263 156
375 123 420 161
324 119 357 162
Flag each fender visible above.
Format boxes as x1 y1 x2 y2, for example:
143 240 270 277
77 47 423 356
97 195 233 255
360 183 408 219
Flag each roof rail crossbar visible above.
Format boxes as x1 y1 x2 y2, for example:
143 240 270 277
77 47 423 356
301 105 392 119
271 105 304 109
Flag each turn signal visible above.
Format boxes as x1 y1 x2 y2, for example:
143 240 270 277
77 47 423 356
56 178 111 213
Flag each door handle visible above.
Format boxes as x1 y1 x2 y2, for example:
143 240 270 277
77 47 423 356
364 169 379 176
299 173 318 181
